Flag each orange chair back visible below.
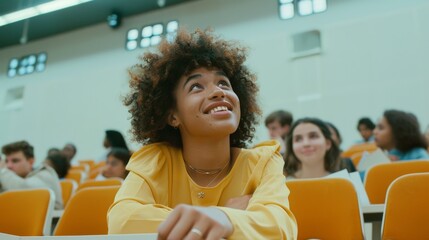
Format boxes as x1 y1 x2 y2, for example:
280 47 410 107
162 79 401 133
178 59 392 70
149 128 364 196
0 189 54 236
341 143 377 158
287 178 364 240
76 178 122 192
382 173 429 239
54 186 120 235
65 169 84 184
87 161 106 180
70 165 87 172
364 160 429 204
88 168 102 179
79 159 95 166
60 179 77 207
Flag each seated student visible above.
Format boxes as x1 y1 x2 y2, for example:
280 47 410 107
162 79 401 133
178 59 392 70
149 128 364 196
107 29 297 239
61 143 77 164
356 117 375 143
45 153 71 179
0 141 63 209
326 122 357 172
98 130 129 162
284 118 342 179
97 148 130 180
47 147 61 156
264 110 293 155
374 109 429 160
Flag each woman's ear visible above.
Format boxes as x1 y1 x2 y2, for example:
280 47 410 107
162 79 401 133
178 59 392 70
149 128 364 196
168 111 180 128
325 139 332 151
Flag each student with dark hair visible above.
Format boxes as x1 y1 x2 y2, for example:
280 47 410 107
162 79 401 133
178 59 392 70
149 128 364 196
45 153 71 179
325 122 357 172
61 143 77 163
107 29 297 239
284 118 342 179
357 117 375 143
264 110 293 155
374 109 429 160
105 130 129 150
47 147 61 156
98 130 129 162
0 141 63 209
99 148 131 179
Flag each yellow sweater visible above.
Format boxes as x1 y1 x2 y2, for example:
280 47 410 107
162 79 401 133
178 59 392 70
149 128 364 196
107 140 297 239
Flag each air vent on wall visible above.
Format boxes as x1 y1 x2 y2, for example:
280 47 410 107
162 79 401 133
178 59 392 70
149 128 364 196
291 30 321 59
4 86 25 110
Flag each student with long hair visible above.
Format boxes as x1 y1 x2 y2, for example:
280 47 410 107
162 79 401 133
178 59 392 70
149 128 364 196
284 118 342 179
374 109 429 160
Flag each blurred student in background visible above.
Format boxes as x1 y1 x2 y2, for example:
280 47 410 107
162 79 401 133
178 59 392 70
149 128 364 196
62 143 77 163
98 130 129 162
326 122 357 172
284 118 342 180
0 141 63 209
97 148 130 180
45 153 71 179
356 117 375 143
264 110 293 155
374 109 429 161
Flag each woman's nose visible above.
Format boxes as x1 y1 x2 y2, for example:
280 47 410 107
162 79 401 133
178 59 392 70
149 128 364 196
208 86 225 100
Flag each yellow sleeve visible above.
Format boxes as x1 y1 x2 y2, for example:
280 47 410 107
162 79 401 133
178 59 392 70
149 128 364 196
217 153 297 239
107 171 172 234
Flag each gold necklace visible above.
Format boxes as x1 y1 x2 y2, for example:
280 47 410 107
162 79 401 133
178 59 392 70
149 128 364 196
184 160 226 175
196 160 230 199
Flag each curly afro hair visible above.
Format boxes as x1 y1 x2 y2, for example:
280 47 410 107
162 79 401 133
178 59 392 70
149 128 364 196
124 29 261 148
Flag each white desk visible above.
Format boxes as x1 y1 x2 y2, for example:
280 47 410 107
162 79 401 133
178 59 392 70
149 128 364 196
362 204 384 240
51 210 63 219
0 233 157 240
362 204 384 222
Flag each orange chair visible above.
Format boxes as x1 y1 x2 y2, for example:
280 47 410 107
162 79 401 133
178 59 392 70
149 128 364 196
88 168 102 179
70 165 88 172
381 173 429 239
65 169 85 184
76 178 122 192
287 178 364 240
54 186 120 235
79 159 96 171
364 160 429 204
341 143 377 158
60 179 77 207
87 161 106 180
0 189 55 236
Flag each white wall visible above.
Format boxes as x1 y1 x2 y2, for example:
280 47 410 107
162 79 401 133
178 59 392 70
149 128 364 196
1 0 428 164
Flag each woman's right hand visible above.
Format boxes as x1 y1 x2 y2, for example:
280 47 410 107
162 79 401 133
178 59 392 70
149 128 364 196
157 204 232 240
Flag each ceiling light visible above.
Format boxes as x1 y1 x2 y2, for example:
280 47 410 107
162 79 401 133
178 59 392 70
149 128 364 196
107 12 121 29
166 21 178 33
0 0 93 27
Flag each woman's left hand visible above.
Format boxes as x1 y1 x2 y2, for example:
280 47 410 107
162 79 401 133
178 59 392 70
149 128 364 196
157 204 232 240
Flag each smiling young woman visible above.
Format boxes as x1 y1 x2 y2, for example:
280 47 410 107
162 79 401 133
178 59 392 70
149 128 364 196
107 29 297 239
284 118 342 180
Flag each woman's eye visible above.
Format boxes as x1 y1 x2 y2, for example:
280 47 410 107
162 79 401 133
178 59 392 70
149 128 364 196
189 83 202 91
309 133 319 139
218 80 230 88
